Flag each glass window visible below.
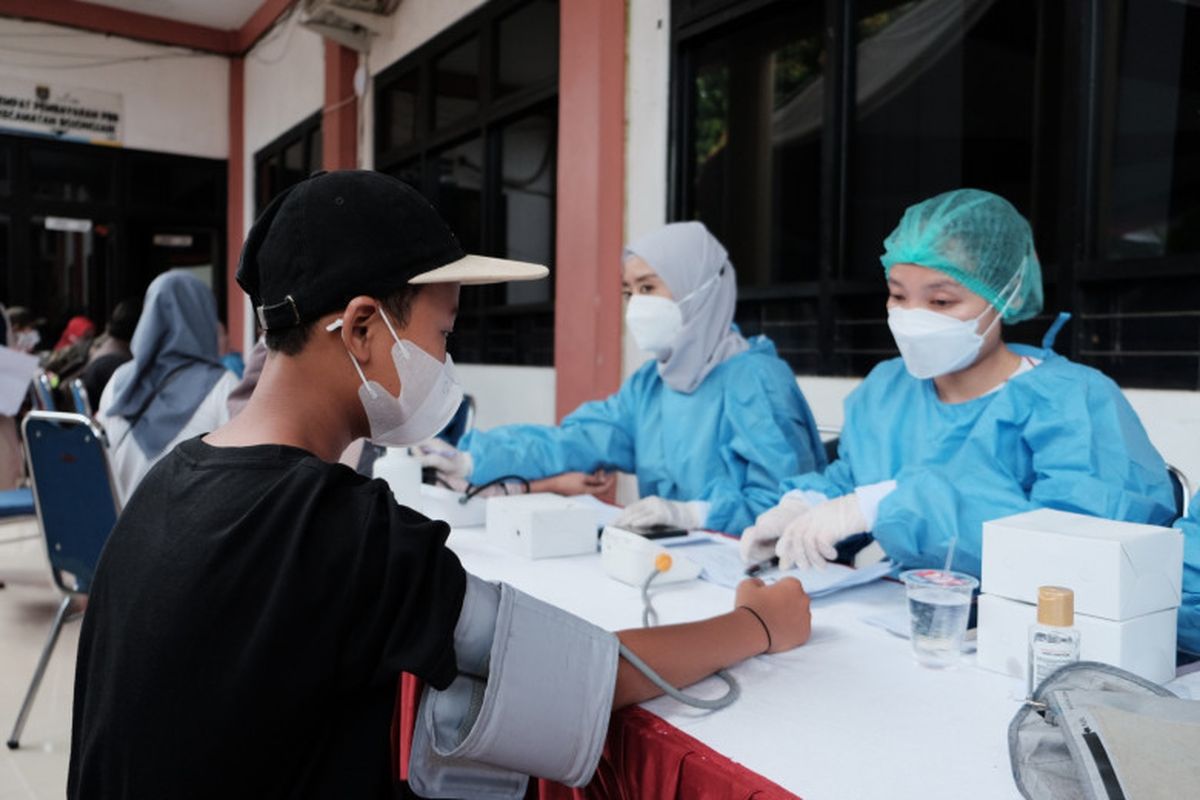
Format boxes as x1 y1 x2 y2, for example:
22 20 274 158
30 148 113 204
499 112 555 305
431 137 484 252
129 157 222 212
1099 0 1200 259
390 160 422 189
685 7 824 288
496 1 559 97
381 70 419 150
847 0 1057 280
308 127 323 174
435 38 481 129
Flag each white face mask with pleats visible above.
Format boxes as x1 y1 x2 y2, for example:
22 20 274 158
328 307 463 447
886 274 1020 380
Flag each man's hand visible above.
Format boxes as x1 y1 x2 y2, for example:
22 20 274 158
734 576 812 654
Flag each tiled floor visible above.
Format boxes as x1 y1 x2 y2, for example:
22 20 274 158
0 520 75 799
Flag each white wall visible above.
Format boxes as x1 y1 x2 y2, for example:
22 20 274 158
621 0 672 384
457 364 556 430
0 18 228 158
239 11 326 350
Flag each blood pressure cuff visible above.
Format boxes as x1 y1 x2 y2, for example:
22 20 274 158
408 574 620 798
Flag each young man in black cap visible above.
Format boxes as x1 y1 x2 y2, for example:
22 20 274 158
67 170 811 798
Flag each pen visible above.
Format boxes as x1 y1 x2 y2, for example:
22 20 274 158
745 556 780 577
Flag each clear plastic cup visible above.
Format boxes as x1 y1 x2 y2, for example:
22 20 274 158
901 569 979 668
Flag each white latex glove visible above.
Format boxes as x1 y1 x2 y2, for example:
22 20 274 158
613 496 706 531
775 494 868 571
414 438 473 480
739 496 811 565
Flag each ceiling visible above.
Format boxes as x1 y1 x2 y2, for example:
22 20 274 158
80 0 264 30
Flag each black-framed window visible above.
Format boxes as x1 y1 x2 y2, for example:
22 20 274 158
254 112 323 215
0 133 225 345
672 0 1200 389
374 0 559 366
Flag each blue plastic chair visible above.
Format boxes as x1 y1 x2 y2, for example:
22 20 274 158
30 372 55 411
7 411 120 749
68 378 93 417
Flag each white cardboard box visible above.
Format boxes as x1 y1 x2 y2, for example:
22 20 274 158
485 493 601 559
981 508 1182 621
976 593 1178 685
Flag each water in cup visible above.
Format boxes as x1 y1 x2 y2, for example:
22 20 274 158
901 569 978 669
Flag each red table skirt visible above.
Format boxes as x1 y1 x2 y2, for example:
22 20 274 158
393 674 799 800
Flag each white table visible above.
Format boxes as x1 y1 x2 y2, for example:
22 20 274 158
446 526 1200 799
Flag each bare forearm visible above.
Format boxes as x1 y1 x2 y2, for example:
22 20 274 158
611 608 767 709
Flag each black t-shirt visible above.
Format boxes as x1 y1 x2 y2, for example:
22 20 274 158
68 437 466 799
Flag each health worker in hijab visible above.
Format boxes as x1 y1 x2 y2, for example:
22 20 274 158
420 221 825 536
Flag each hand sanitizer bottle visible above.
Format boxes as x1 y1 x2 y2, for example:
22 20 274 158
1027 585 1081 696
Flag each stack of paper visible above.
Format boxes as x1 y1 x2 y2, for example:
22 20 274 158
663 535 893 598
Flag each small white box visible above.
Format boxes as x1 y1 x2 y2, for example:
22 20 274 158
485 493 601 559
976 593 1178 685
981 509 1182 621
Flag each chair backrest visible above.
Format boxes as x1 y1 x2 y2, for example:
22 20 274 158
437 394 476 447
31 372 55 411
1168 465 1191 519
68 378 93 417
22 411 121 594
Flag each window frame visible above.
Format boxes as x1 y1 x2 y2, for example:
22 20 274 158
373 0 559 367
669 0 1200 389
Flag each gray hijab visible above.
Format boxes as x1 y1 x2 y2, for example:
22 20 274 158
624 222 749 394
107 270 227 457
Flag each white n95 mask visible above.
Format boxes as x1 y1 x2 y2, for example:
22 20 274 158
330 308 464 447
887 274 1020 379
625 295 683 358
886 306 993 379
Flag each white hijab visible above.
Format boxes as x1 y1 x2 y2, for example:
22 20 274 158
623 222 749 394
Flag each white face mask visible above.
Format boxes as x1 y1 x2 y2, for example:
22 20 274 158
329 307 464 447
14 329 40 353
623 267 724 359
886 275 1020 380
625 295 683 358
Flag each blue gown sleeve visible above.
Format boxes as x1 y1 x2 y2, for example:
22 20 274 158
461 382 639 485
1176 500 1200 656
872 370 1177 577
702 363 826 535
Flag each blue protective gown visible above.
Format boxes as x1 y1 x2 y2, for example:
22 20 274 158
1174 499 1200 655
783 344 1176 578
460 336 825 535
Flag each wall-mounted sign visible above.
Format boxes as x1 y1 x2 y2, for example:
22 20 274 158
0 76 122 145
45 216 93 233
152 234 194 248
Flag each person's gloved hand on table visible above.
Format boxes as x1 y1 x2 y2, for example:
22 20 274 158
415 438 473 480
739 495 813 564
774 494 869 570
613 496 708 531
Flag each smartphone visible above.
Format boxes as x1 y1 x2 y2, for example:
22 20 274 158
626 523 689 540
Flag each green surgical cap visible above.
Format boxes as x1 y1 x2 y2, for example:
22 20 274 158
880 188 1043 324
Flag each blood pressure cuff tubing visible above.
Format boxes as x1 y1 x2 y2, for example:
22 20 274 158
408 575 620 798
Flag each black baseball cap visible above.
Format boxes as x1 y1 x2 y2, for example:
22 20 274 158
236 170 547 330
